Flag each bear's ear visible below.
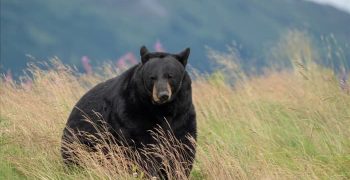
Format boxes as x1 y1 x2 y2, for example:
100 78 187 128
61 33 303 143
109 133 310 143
140 45 150 64
140 45 149 56
176 48 190 66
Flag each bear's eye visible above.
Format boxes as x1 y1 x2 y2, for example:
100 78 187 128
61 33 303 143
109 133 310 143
150 76 156 81
167 74 173 79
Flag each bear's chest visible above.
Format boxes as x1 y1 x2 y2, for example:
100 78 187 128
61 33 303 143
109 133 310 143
109 111 175 147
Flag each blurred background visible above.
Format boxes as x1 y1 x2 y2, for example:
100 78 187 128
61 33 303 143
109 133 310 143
1 0 349 77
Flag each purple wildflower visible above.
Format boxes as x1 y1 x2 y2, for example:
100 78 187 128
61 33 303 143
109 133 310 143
5 70 13 83
116 52 137 69
81 56 92 75
154 40 165 52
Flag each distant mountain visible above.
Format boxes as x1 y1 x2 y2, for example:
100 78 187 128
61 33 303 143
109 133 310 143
1 0 349 75
306 0 350 14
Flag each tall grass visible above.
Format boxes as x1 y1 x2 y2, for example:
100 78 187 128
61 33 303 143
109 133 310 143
1 32 350 179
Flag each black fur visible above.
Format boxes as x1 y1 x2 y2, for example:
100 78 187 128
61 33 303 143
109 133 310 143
61 46 196 178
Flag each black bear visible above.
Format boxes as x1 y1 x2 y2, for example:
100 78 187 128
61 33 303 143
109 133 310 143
61 46 196 178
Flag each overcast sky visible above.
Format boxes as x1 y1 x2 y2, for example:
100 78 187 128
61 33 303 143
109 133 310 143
306 0 350 14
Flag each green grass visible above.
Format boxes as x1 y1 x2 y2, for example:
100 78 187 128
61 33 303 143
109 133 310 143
0 31 349 179
0 117 25 179
1 67 349 179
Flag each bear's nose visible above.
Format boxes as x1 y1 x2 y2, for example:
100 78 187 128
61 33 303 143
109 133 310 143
158 91 169 102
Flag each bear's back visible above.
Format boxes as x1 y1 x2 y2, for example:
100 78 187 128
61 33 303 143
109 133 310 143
64 65 138 133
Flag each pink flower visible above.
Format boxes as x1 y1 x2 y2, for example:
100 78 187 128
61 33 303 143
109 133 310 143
116 52 138 69
5 69 13 83
154 40 165 52
81 56 92 75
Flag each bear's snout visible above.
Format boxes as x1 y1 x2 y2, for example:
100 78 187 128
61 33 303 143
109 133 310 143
152 80 172 104
158 91 170 102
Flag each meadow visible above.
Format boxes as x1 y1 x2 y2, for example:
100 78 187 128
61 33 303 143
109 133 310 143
1 31 349 179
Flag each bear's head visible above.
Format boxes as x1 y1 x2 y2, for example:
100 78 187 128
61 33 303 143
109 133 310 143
139 46 190 105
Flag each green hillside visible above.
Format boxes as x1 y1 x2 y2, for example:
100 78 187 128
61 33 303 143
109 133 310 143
1 0 350 74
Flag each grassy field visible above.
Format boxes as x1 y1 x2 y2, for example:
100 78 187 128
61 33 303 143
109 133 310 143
1 33 350 179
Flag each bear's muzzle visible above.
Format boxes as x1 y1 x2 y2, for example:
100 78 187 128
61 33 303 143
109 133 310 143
152 80 172 104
